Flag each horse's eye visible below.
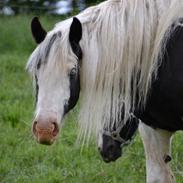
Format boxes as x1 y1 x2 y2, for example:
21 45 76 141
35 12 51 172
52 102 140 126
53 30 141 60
69 68 77 77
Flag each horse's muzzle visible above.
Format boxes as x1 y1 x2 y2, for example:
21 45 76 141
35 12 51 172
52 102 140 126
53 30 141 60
98 145 122 163
32 117 59 145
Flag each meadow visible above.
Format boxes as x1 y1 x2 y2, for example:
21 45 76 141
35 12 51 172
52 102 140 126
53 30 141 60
0 14 183 183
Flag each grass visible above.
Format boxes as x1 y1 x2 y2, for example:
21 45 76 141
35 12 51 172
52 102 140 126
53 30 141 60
0 14 183 183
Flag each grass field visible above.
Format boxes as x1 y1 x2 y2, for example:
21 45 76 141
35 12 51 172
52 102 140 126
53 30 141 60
0 14 183 183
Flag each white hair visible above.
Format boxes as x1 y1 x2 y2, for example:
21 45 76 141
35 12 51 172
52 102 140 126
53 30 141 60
27 0 183 142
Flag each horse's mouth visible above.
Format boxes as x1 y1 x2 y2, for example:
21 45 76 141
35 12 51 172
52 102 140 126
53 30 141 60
102 156 119 163
34 129 58 145
101 151 122 163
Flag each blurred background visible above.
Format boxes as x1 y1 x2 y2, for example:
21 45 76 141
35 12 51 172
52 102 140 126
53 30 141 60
0 0 103 15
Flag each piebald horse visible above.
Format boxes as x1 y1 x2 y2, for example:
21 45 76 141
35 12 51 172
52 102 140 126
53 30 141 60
98 114 139 162
27 0 183 182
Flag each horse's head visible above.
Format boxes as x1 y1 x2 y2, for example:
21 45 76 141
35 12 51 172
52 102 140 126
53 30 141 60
98 115 139 163
27 17 82 145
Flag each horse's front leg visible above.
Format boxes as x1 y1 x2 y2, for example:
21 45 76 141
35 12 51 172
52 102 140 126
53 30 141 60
139 122 175 183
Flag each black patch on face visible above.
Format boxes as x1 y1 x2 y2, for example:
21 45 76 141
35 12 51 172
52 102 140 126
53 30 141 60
71 42 82 60
64 66 80 114
36 32 60 70
35 75 39 103
63 18 82 114
37 58 41 70
45 33 57 59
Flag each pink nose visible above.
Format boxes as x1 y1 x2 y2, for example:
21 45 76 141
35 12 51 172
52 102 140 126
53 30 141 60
32 118 59 145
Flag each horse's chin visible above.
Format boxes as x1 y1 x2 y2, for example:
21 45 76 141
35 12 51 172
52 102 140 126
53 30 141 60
102 155 122 163
37 139 55 145
99 148 122 163
32 117 60 145
102 157 119 163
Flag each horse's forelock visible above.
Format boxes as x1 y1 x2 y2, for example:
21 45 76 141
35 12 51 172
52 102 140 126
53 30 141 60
27 29 68 75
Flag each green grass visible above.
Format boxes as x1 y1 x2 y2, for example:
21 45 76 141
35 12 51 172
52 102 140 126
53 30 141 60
0 15 183 183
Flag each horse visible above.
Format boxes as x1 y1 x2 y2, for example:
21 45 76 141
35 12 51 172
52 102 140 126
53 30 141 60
98 114 139 162
98 13 183 181
98 15 183 181
27 0 183 182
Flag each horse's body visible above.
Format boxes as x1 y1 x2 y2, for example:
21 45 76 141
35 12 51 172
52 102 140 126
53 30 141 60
99 21 183 182
133 25 183 183
99 24 183 182
27 0 183 182
136 24 183 131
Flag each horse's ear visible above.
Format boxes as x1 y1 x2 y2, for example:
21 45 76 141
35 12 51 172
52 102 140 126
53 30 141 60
31 17 47 44
69 17 82 45
69 17 82 59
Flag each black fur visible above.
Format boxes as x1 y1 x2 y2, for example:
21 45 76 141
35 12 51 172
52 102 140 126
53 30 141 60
135 22 183 131
37 58 41 70
45 33 57 58
119 116 139 141
31 17 47 44
64 66 80 114
69 17 82 60
164 155 172 163
99 134 122 163
36 32 61 70
99 116 139 162
99 21 183 163
35 75 39 103
63 17 83 114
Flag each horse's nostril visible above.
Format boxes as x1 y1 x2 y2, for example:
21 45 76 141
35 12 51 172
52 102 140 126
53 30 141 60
52 122 59 136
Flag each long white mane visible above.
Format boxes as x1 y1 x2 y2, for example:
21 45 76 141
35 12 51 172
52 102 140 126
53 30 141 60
27 0 183 142
78 0 183 141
